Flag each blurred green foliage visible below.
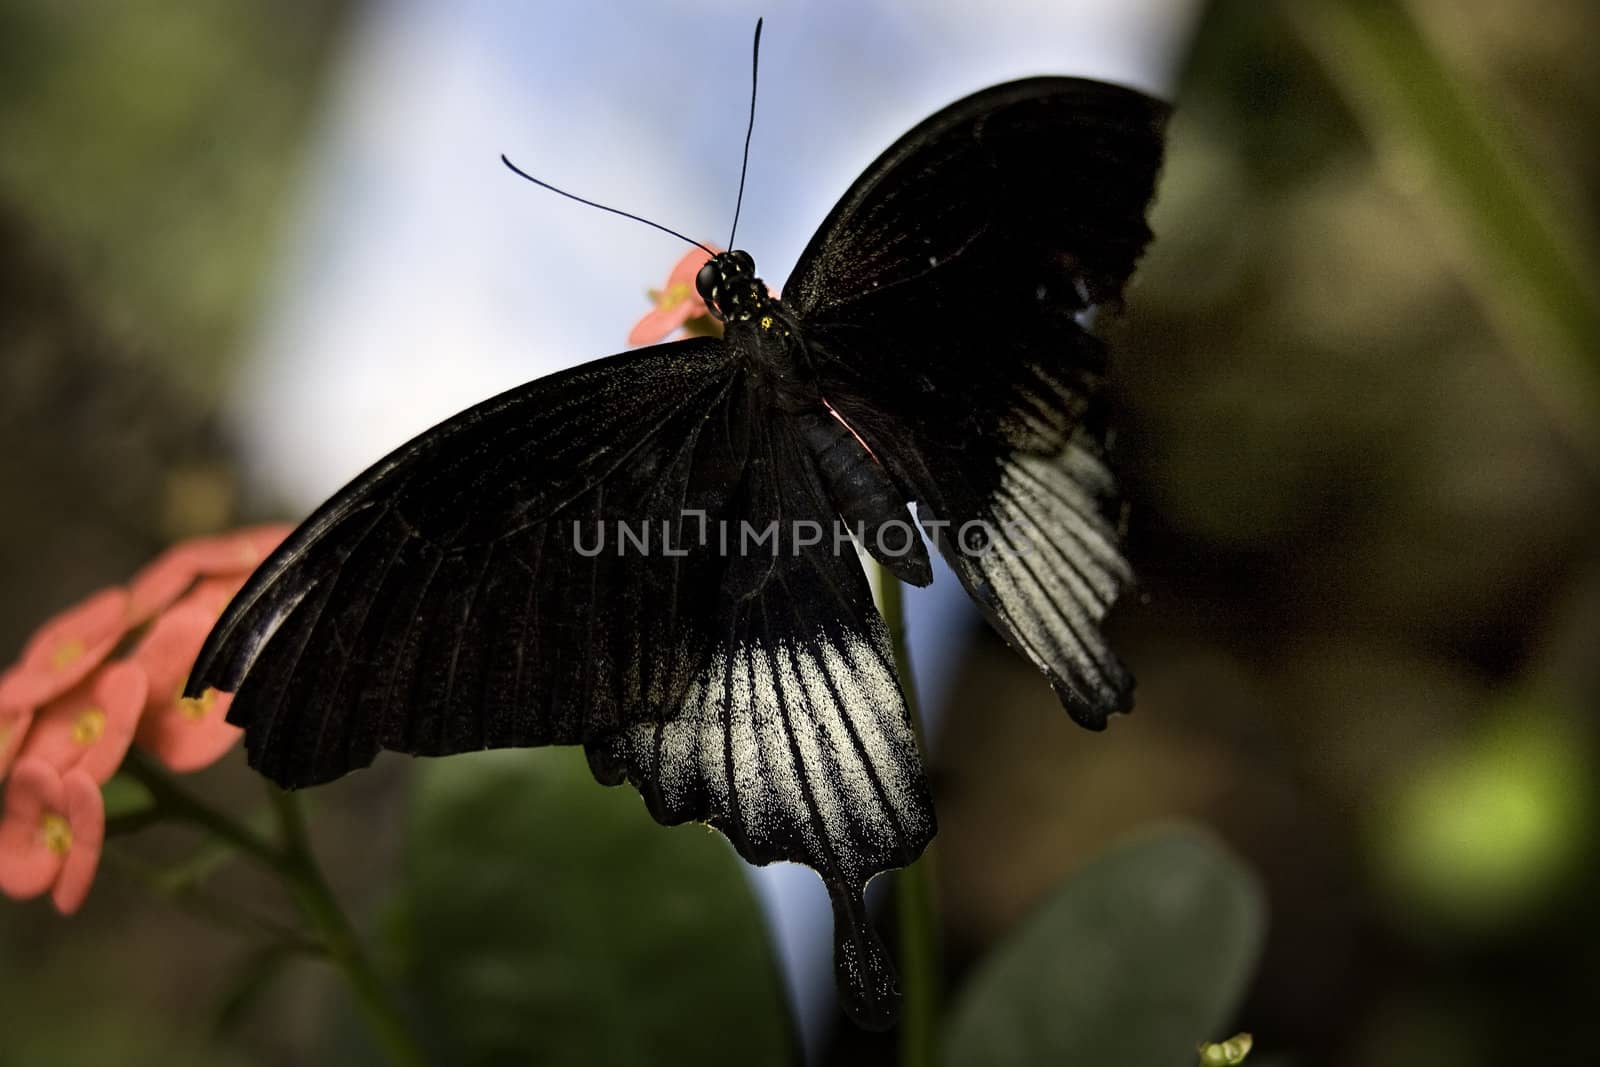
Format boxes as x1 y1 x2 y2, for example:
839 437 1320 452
930 4 1597 1067
1288 1 1600 467
0 0 342 386
1373 696 1592 931
0 896 257 1067
383 748 793 1066
0 0 348 656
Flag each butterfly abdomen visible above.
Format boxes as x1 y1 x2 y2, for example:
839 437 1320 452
797 407 932 587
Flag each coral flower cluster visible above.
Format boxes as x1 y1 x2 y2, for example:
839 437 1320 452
0 525 289 913
627 245 723 346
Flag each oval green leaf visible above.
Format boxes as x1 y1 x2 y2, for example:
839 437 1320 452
943 824 1265 1067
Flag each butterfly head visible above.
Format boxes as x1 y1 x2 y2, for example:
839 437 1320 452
695 249 771 324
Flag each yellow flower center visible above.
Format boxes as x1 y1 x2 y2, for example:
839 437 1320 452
40 812 73 854
71 706 107 745
179 689 217 721
50 638 86 671
653 281 692 310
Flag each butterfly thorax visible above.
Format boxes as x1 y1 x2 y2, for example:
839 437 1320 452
696 254 929 586
695 249 814 405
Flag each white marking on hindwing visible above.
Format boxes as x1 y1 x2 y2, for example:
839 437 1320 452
615 630 926 864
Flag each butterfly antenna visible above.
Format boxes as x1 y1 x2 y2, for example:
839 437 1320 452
726 17 763 250
500 155 716 256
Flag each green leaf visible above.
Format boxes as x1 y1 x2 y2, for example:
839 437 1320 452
943 825 1265 1067
102 771 163 837
392 748 794 1067
101 771 155 821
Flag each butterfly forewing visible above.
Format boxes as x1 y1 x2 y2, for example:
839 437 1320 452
192 338 744 781
787 77 1168 318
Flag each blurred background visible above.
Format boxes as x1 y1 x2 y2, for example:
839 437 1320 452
1 2 1596 1065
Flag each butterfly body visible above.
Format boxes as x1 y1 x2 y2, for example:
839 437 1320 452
190 76 1168 1028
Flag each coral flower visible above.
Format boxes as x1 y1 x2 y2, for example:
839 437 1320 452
627 245 720 346
0 588 131 713
127 523 293 624
0 526 289 785
0 758 105 914
176 574 253 620
0 705 32 781
16 662 147 784
130 604 241 773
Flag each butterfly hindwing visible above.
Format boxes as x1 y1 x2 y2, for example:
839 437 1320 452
588 409 932 1027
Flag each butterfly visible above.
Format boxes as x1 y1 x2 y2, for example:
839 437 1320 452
187 36 1168 1028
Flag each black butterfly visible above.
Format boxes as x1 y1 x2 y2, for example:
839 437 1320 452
188 53 1167 1028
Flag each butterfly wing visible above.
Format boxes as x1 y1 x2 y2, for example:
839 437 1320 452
784 76 1169 727
786 76 1166 320
187 335 932 1025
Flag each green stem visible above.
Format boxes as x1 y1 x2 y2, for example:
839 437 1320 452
104 806 166 837
267 787 429 1067
102 845 324 956
876 568 940 1067
118 753 426 1065
120 751 287 873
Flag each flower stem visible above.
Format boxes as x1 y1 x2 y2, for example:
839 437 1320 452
875 569 940 1067
117 753 426 1065
266 787 429 1067
120 751 287 874
102 845 324 956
